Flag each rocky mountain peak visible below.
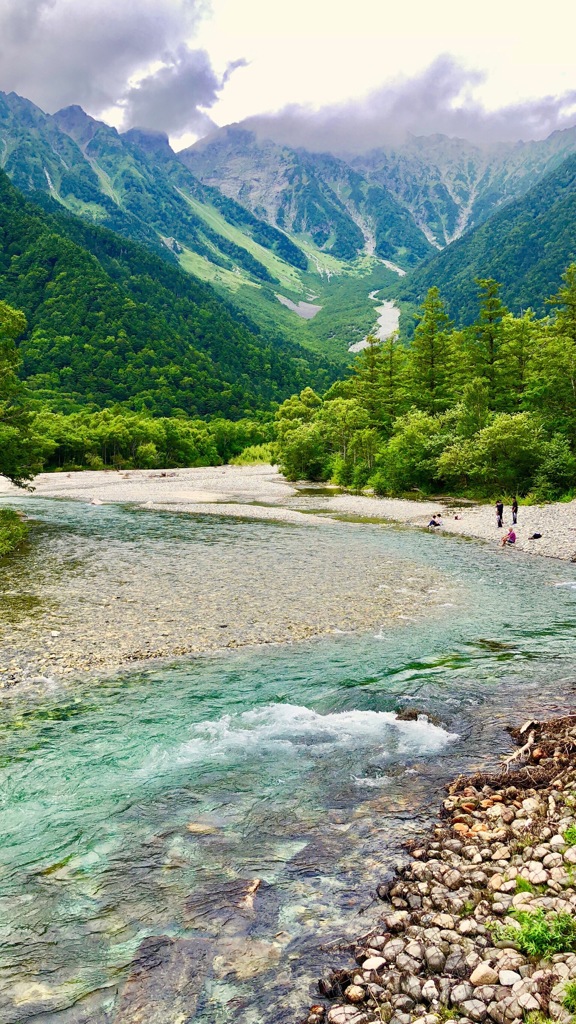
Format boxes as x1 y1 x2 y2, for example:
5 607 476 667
122 127 174 159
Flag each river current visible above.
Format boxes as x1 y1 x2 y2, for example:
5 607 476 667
1 502 576 1024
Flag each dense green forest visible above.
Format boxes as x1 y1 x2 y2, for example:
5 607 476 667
275 269 576 500
0 170 336 417
399 155 576 324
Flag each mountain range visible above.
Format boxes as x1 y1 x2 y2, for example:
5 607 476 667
1 88 576 369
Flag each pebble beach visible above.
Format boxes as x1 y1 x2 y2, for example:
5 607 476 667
305 715 576 1024
0 465 574 687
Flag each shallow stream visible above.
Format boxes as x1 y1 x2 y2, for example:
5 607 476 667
1 504 576 1023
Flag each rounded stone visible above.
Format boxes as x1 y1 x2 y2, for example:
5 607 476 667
499 970 521 986
361 956 385 971
344 985 366 1004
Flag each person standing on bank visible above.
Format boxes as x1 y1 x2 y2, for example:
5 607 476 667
512 498 518 525
496 499 504 528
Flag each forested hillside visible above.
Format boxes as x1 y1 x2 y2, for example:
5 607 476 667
275 271 576 500
0 170 335 417
400 154 576 323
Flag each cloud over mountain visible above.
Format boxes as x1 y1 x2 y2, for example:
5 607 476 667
0 0 238 135
242 56 576 152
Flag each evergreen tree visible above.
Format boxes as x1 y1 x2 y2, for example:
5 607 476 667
547 263 576 344
410 287 453 411
0 301 45 485
472 278 507 398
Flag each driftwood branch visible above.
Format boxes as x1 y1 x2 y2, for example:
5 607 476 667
504 729 535 769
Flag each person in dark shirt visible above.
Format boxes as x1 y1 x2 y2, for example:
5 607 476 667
495 500 504 528
512 498 518 525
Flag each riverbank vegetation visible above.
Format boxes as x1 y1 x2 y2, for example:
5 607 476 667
275 266 576 500
0 509 28 556
3 260 576 502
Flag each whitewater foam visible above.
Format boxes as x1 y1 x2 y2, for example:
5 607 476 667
143 704 458 775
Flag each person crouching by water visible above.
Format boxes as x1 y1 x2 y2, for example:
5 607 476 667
428 515 441 528
495 499 504 528
501 527 516 547
512 498 518 525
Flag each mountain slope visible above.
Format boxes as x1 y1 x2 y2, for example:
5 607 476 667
0 92 309 287
0 169 335 415
181 126 434 266
399 152 576 322
1 92 406 360
352 128 576 248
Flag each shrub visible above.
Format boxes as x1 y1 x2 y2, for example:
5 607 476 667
230 443 276 466
0 508 28 556
515 877 536 894
563 981 576 1014
563 824 576 846
494 909 576 957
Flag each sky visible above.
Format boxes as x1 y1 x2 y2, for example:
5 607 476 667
0 0 575 152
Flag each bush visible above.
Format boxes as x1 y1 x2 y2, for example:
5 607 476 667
230 443 276 465
563 825 576 846
494 909 576 957
515 877 536 894
0 508 28 556
563 981 576 1014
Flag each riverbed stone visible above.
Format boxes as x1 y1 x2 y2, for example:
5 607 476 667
383 939 405 961
460 998 488 1021
361 956 385 971
112 935 211 1024
425 946 446 971
344 985 366 1003
451 982 474 1005
327 1006 369 1024
499 970 521 986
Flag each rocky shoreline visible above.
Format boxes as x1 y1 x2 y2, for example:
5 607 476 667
305 715 576 1024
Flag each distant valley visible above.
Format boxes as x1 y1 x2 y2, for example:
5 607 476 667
2 88 576 363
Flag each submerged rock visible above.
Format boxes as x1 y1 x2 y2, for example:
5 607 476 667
113 935 211 1023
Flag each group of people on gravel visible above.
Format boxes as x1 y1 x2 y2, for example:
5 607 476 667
428 499 542 549
496 498 517 547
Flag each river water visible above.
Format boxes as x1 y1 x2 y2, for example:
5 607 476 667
2 503 576 1024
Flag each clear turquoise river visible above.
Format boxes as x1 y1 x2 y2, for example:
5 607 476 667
1 501 576 1024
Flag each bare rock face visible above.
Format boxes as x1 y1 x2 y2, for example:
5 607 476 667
113 935 211 1024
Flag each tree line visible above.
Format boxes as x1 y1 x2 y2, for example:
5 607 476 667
275 267 576 500
3 267 576 511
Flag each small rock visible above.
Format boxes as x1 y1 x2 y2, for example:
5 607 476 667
517 993 540 1012
383 939 405 961
451 982 474 1005
550 835 567 849
327 1006 367 1024
421 980 439 1003
499 970 521 986
425 946 446 972
432 912 455 929
361 956 385 971
460 998 488 1021
344 985 365 1003
384 911 410 931
404 940 425 961
470 963 499 987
